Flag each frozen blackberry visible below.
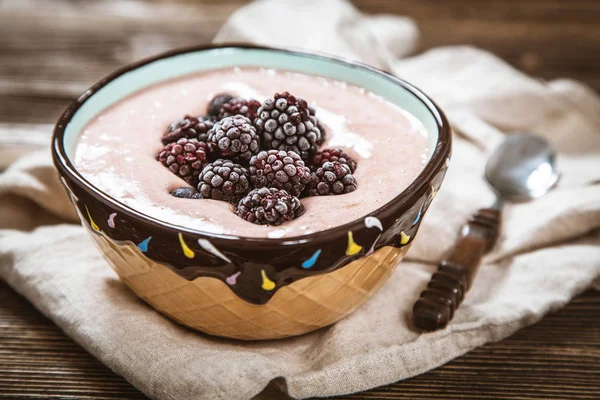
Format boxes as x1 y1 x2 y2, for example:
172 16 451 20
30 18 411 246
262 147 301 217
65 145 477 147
161 115 215 145
306 161 357 196
207 93 234 117
254 91 322 161
218 97 261 121
157 138 208 186
170 187 202 199
235 187 305 226
197 159 250 203
248 150 312 197
207 115 261 163
312 148 357 173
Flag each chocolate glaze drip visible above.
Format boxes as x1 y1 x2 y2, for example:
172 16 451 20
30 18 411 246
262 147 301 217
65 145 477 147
62 165 447 305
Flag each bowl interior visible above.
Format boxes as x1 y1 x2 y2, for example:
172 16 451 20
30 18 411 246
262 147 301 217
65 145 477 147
62 46 440 161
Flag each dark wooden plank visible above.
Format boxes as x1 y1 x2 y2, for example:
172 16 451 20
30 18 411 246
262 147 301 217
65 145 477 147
0 281 148 400
1 281 599 400
1 0 600 122
0 0 246 122
352 0 600 90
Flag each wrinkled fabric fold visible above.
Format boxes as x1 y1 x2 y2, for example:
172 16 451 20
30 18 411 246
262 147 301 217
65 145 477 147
1 0 599 399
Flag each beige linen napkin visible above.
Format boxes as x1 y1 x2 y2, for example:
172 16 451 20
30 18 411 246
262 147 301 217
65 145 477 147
2 1 600 399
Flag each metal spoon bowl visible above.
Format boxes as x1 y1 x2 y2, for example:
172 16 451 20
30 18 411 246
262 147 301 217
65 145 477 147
485 133 559 202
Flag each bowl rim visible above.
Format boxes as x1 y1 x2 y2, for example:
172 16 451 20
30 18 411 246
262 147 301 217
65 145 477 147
52 43 451 246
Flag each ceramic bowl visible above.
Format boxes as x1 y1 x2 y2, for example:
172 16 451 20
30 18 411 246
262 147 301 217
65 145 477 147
52 44 451 340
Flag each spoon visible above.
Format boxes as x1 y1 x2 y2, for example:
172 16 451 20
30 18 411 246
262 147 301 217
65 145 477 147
413 133 559 332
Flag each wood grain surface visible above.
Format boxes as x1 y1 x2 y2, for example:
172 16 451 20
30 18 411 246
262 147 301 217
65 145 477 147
2 280 599 400
1 0 599 399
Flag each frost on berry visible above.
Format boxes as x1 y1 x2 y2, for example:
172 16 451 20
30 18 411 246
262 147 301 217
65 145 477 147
207 115 261 163
305 161 357 196
157 138 208 186
235 187 305 226
254 92 322 160
197 159 250 203
248 150 312 197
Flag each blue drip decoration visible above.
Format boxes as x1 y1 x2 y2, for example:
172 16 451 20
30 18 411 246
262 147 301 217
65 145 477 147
137 236 152 253
302 249 322 269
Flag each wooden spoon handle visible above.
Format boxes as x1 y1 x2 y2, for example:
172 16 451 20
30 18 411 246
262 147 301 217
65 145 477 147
413 208 501 331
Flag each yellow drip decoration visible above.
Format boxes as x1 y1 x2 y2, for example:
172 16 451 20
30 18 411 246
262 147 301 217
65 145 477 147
400 231 411 245
346 231 363 255
178 233 195 259
85 206 100 232
261 270 276 291
430 183 438 199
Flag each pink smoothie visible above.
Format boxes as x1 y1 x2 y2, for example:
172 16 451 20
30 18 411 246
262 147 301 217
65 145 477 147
75 67 429 238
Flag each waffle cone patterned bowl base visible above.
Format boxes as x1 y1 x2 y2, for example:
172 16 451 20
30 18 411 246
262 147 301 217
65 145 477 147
90 226 408 340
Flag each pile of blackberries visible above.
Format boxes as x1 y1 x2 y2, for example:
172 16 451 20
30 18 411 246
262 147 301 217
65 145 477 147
157 92 358 226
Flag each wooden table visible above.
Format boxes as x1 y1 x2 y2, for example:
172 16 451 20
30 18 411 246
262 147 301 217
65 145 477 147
1 1 599 399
